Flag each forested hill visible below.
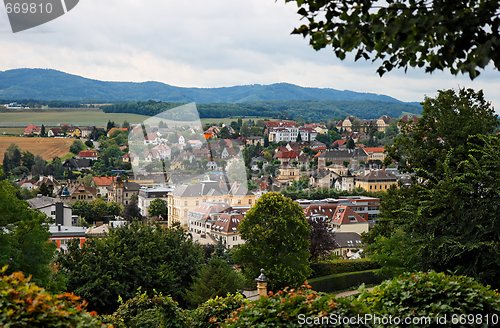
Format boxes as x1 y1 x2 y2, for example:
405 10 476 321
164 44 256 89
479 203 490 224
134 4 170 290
0 68 422 119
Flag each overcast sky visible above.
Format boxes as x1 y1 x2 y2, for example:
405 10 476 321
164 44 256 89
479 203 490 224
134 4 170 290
0 0 498 110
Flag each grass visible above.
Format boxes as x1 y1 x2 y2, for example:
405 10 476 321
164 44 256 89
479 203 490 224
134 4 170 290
0 127 24 135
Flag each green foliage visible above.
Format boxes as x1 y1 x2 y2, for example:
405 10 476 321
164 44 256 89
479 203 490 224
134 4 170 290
189 293 246 328
233 192 311 290
148 198 168 218
0 269 103 327
107 291 188 328
224 285 361 327
388 88 497 182
186 257 245 307
309 219 336 261
72 198 123 224
2 143 21 176
0 180 56 288
70 139 85 154
309 270 383 293
356 272 500 324
58 222 203 313
286 0 500 79
310 259 381 278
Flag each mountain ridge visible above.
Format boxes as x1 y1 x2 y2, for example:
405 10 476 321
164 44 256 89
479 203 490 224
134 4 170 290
0 68 412 104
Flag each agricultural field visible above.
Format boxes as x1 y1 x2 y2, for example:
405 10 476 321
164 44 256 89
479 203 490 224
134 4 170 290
0 136 74 162
0 109 150 127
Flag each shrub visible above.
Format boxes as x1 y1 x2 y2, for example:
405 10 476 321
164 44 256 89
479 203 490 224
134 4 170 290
0 269 103 327
309 269 383 293
189 293 246 328
310 258 381 277
223 285 364 327
107 291 188 328
356 271 500 326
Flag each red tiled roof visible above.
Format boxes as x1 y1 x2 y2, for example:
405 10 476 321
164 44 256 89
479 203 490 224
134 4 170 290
332 139 347 147
304 204 338 220
332 206 368 225
363 147 385 153
78 150 98 158
265 121 297 128
92 176 114 186
275 150 299 159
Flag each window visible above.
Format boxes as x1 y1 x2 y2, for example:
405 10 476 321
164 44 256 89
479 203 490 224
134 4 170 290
51 211 56 215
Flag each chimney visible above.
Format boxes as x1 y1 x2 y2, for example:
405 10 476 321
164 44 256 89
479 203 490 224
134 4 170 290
57 224 61 231
255 269 268 297
55 202 64 226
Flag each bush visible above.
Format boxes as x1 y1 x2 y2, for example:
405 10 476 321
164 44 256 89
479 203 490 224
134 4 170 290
107 291 188 328
310 258 381 277
356 271 500 324
189 293 246 328
309 269 383 293
223 285 364 327
0 269 103 327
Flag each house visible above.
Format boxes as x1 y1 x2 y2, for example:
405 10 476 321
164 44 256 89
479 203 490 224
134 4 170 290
204 126 220 140
63 158 92 171
310 169 335 189
375 116 392 132
298 127 318 142
188 202 231 239
363 147 386 163
24 124 41 136
355 169 398 192
310 140 327 151
107 176 141 206
304 123 328 135
332 139 348 150
210 212 245 249
78 150 98 160
276 166 301 183
332 232 363 258
27 196 74 226
317 148 368 168
245 136 265 146
92 176 114 198
47 127 64 137
268 127 300 143
332 205 369 234
137 186 172 217
66 127 82 138
60 183 98 203
167 177 256 227
274 150 299 166
49 225 87 251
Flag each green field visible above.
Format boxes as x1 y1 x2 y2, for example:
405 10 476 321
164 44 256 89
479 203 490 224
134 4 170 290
0 110 271 127
0 127 24 135
0 109 150 127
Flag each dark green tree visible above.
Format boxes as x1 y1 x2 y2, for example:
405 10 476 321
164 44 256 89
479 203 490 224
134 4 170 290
186 257 245 307
0 181 55 288
69 140 85 155
285 0 500 79
233 192 311 290
346 138 355 149
309 219 337 261
148 198 167 218
20 151 35 171
40 124 46 137
58 222 204 313
124 194 142 220
2 144 21 175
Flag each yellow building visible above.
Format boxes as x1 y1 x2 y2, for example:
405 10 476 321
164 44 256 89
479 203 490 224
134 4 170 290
167 178 257 228
355 169 398 192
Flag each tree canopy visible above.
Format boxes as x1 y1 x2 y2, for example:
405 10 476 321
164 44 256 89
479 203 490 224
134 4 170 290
233 192 311 290
286 0 500 79
57 222 204 313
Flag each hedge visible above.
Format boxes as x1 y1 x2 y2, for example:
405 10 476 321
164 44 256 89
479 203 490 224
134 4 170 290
309 269 383 293
310 258 381 278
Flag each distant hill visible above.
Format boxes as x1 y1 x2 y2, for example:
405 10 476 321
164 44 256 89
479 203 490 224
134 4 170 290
0 68 422 119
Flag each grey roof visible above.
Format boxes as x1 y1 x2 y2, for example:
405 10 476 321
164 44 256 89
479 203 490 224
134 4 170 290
334 232 363 248
124 182 141 191
27 196 58 209
63 158 92 169
319 148 368 159
49 225 87 237
358 170 398 182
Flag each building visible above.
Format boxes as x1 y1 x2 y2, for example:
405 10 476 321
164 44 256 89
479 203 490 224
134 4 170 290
92 176 114 198
317 148 368 168
245 136 265 146
375 116 392 132
107 127 128 138
63 158 92 171
49 225 87 251
332 232 363 258
268 127 300 143
24 124 41 136
60 183 98 203
355 169 398 192
137 186 172 217
27 196 74 226
332 205 369 234
363 147 386 163
107 176 141 205
78 150 99 160
167 177 256 227
210 212 245 249
47 127 64 137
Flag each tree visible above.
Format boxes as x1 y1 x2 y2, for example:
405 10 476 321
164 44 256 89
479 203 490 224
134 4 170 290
186 257 245 307
387 88 497 183
309 218 337 261
122 120 130 129
124 194 142 220
70 140 85 155
2 144 21 175
286 0 500 79
40 124 46 137
346 138 355 149
368 90 500 288
106 120 116 131
0 180 55 288
296 131 302 142
148 198 167 218
233 192 311 290
57 222 204 313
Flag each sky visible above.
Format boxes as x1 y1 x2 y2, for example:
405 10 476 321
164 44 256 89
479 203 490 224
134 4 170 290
0 0 499 110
